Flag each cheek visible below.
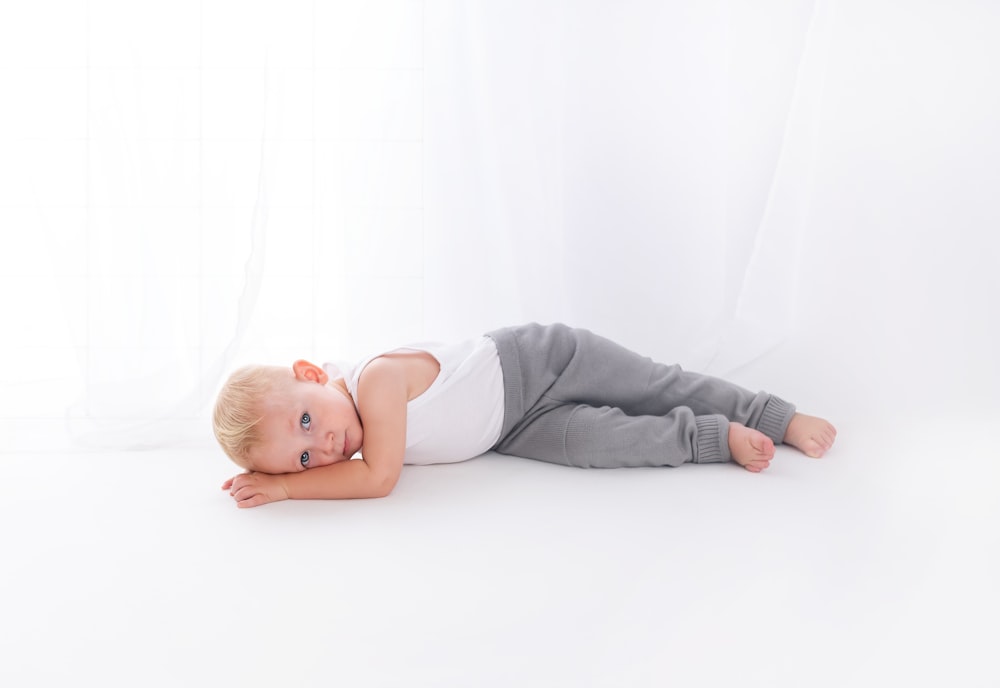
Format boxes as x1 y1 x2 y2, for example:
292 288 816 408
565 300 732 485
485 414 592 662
249 441 289 474
327 401 355 427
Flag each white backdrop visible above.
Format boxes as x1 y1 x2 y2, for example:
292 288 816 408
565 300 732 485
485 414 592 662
3 3 1000 687
1 0 998 448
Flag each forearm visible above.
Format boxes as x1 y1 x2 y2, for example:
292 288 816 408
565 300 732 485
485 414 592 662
282 459 391 500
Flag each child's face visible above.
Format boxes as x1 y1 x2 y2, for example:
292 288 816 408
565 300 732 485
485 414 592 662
248 362 363 474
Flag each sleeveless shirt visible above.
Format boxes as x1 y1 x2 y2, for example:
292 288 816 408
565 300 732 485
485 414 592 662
323 336 505 465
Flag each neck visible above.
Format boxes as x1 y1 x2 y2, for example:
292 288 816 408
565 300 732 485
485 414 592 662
330 377 352 400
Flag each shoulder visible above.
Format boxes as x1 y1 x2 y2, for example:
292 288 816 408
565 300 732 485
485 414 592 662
360 350 440 402
357 356 408 399
354 360 409 441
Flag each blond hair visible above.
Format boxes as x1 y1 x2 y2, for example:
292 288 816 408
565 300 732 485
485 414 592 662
212 364 293 469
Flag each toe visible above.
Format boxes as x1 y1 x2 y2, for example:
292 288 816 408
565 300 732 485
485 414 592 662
751 434 775 457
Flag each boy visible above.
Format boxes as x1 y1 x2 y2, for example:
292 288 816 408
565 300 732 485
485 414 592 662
215 323 836 508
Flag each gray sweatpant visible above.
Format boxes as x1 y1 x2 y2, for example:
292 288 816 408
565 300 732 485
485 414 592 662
486 323 795 468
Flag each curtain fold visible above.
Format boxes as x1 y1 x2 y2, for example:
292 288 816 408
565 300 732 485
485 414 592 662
14 0 964 452
4 0 811 447
426 0 817 371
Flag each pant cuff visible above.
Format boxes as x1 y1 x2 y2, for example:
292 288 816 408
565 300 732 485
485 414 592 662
694 414 730 464
757 395 796 444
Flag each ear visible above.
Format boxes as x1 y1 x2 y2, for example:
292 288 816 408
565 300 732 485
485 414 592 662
292 360 329 385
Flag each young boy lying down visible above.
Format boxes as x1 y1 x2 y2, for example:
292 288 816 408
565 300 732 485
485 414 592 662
214 323 835 508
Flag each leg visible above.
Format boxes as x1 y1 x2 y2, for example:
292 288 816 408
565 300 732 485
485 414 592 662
493 402 731 468
496 404 781 472
488 323 795 444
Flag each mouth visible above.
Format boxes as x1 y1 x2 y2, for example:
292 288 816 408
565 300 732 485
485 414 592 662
343 434 349 456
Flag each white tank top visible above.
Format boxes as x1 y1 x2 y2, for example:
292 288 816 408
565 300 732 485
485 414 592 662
323 336 505 465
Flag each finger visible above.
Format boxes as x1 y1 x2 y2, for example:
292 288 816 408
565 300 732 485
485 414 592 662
232 486 258 502
229 476 254 495
225 472 252 491
237 494 270 508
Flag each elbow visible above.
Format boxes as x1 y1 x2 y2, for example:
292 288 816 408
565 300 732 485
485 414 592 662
370 470 400 498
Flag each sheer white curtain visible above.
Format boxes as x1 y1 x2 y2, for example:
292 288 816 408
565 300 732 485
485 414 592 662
2 0 432 450
423 0 823 366
3 0 997 453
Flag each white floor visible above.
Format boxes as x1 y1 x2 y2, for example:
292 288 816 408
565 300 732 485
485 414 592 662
3 402 998 687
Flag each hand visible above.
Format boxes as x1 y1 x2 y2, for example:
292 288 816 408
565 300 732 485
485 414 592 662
222 471 289 509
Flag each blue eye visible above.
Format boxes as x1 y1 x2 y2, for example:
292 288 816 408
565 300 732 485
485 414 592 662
300 451 310 467
300 413 311 429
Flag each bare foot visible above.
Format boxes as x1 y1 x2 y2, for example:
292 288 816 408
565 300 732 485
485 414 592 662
729 422 775 473
783 413 837 458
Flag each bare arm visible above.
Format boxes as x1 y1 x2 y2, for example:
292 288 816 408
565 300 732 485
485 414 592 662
281 457 393 500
